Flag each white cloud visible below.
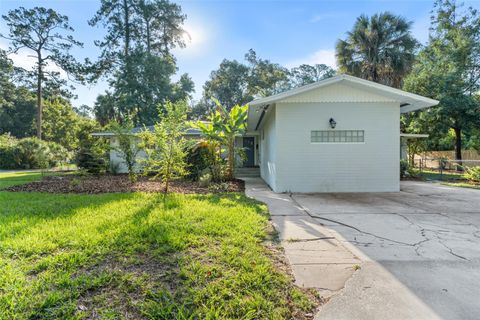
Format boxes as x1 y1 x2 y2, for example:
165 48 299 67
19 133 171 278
309 13 347 24
285 49 337 69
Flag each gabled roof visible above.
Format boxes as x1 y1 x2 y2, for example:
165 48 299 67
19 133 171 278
248 74 439 130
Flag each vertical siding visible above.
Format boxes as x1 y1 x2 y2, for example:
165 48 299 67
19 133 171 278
275 102 400 192
260 107 277 190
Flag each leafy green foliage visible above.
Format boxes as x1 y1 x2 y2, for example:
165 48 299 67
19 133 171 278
336 12 417 88
464 166 480 183
140 100 189 193
195 100 248 181
403 0 480 160
289 64 336 87
192 122 225 182
185 141 213 181
76 147 106 175
0 135 71 170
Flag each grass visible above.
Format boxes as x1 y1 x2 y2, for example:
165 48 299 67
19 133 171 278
0 170 77 190
419 169 464 181
442 182 480 190
0 172 315 319
418 169 480 190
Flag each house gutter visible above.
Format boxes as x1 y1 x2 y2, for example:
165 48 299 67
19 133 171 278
255 105 269 131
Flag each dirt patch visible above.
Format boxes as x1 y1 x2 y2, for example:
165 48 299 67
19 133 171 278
6 174 245 194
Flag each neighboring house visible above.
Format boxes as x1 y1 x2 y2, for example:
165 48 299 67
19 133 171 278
94 74 438 193
92 126 204 174
247 74 438 192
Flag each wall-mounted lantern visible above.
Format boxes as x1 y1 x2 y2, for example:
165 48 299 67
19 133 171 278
329 118 337 129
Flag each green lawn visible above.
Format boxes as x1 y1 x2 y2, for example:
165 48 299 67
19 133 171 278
419 169 464 181
0 171 48 189
0 172 314 319
443 182 480 190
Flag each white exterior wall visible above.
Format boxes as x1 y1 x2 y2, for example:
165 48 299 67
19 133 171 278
259 107 277 190
274 102 400 193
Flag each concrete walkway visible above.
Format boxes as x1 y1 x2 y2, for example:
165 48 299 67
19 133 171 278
243 177 361 297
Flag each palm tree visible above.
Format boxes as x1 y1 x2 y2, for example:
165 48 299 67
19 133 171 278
336 12 417 88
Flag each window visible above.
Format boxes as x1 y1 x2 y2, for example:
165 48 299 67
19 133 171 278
311 130 364 143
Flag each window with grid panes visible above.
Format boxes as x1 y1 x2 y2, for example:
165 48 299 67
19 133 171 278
311 130 364 143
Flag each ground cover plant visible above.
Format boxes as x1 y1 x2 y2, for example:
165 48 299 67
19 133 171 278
0 172 318 319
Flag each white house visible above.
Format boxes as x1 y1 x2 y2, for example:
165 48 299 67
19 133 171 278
94 74 438 193
245 74 438 193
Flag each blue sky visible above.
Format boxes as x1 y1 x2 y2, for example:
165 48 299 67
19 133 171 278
1 0 478 108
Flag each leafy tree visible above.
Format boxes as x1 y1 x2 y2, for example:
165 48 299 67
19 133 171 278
74 104 93 118
201 59 251 113
1 6 84 139
135 0 187 56
289 64 336 87
140 100 189 194
336 12 417 88
89 0 193 125
0 50 36 138
403 0 480 162
42 97 84 150
110 121 142 182
245 49 290 96
93 91 120 126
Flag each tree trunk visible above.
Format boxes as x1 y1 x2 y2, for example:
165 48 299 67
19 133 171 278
123 0 130 58
36 55 43 140
454 126 463 169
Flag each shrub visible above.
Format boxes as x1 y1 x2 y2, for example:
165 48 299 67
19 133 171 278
186 141 212 181
400 159 419 179
76 146 106 175
0 135 71 169
464 166 480 183
400 159 409 178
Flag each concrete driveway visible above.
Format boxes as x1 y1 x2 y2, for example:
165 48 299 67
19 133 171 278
292 181 480 320
243 178 480 320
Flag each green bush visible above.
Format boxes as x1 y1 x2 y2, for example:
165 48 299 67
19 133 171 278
400 159 419 179
464 166 480 183
76 146 106 175
186 141 213 181
400 159 409 178
0 135 71 169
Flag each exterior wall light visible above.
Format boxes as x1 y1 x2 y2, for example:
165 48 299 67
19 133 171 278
329 118 337 129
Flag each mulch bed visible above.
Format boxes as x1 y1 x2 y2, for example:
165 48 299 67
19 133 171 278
6 174 245 194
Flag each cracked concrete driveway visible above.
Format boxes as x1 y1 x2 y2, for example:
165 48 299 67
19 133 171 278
292 181 480 320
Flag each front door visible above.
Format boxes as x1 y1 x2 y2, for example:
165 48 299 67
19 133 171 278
243 137 255 167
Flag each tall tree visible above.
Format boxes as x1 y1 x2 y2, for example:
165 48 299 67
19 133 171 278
245 49 290 96
404 0 480 162
289 64 336 87
135 0 186 56
201 59 251 113
90 0 193 125
1 7 83 139
336 12 417 88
